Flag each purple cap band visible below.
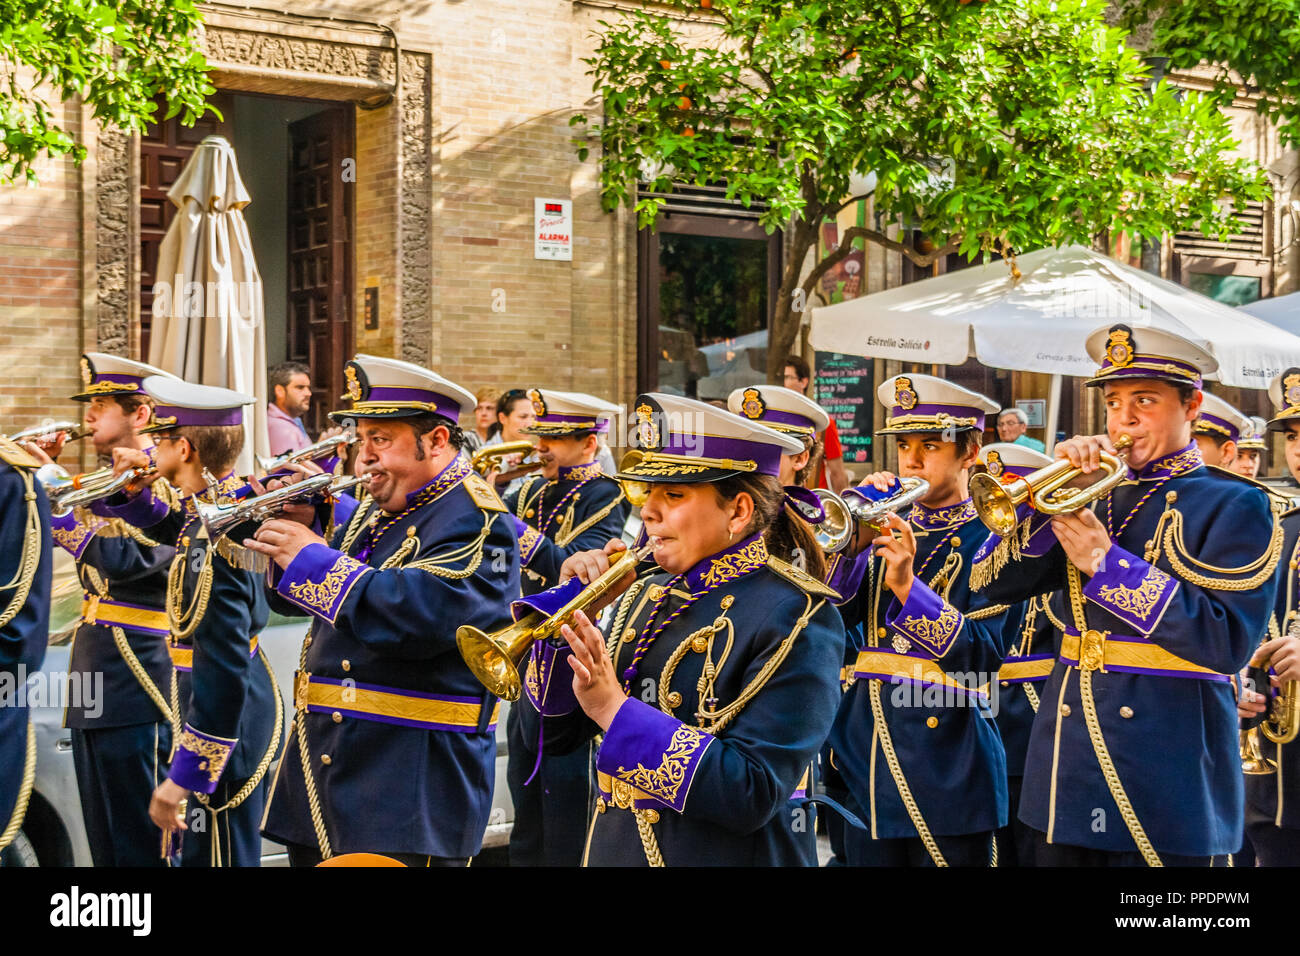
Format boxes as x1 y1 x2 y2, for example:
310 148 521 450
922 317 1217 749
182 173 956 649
152 404 243 427
365 385 461 416
535 412 611 433
1093 354 1202 387
95 373 145 390
888 402 987 430
758 408 817 431
1196 412 1240 443
658 432 783 476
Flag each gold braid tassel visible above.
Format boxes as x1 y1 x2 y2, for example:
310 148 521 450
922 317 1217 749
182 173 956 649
0 721 36 854
633 809 665 867
0 470 41 629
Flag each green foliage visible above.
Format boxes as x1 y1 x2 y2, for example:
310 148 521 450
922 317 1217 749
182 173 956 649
0 0 214 182
1119 0 1300 148
574 0 1270 379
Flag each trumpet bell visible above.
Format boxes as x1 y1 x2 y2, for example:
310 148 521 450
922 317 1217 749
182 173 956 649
812 488 854 554
456 618 539 701
969 472 1029 538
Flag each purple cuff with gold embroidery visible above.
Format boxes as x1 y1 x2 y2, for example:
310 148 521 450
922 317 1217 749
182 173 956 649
884 579 965 659
596 699 715 814
50 510 96 560
524 639 579 716
276 542 372 625
514 519 543 566
824 550 868 606
101 485 171 529
169 723 237 794
1082 545 1179 637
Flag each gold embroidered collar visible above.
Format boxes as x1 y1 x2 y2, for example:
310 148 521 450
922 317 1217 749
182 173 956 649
686 534 769 592
558 460 603 482
1130 441 1203 481
910 499 977 531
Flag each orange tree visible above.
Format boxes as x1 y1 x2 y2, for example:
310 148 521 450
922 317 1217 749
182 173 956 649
574 0 1269 380
0 0 213 182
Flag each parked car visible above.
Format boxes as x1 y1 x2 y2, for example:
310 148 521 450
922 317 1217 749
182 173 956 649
2 550 516 866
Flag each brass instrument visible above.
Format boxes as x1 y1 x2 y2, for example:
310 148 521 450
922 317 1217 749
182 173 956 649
457 541 655 700
970 435 1134 537
1241 625 1300 775
197 472 371 540
6 421 90 445
256 432 357 475
469 441 538 478
37 463 156 517
811 478 931 554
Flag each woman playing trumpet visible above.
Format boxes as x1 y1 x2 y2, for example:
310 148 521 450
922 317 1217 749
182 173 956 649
516 394 845 866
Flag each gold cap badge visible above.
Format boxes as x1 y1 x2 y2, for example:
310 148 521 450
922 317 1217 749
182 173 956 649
740 387 765 420
894 376 918 411
1105 327 1134 368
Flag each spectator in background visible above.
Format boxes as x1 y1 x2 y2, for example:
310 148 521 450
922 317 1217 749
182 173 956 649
463 386 503 453
784 355 849 492
267 361 313 456
492 388 539 494
996 407 1045 453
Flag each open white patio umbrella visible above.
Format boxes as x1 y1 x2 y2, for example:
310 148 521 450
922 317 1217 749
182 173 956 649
1241 291 1300 338
811 244 1300 447
148 135 269 476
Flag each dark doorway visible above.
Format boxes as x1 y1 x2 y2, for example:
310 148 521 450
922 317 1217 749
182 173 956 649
638 214 781 400
287 108 354 436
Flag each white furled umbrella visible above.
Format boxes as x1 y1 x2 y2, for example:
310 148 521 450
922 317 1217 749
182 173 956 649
148 135 269 476
1240 291 1300 339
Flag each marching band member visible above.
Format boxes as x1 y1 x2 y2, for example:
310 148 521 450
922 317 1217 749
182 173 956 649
517 394 844 865
248 355 519 866
977 442 1058 867
1194 391 1251 470
0 435 51 862
971 324 1280 866
23 355 181 866
1239 367 1300 865
103 379 282 866
1233 417 1268 480
829 375 1011 867
505 389 627 867
727 382 842 864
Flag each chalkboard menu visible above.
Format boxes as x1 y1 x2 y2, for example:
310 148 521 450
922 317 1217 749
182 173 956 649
815 351 875 465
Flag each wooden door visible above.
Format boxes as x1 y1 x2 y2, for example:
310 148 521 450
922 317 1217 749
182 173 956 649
288 108 353 437
139 96 230 357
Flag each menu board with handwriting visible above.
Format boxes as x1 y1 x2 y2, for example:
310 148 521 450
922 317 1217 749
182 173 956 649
814 351 874 465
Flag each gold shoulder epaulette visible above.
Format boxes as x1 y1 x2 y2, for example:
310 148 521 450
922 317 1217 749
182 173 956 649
462 472 507 513
766 555 841 600
0 437 40 469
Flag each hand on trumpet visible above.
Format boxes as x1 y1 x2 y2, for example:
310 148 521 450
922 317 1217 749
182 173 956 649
849 470 902 554
1251 635 1300 685
872 511 916 604
560 608 627 731
1048 508 1112 576
17 439 56 467
1052 433 1118 475
244 518 327 571
149 778 190 835
247 460 322 528
1237 671 1273 721
559 538 638 613
110 447 161 494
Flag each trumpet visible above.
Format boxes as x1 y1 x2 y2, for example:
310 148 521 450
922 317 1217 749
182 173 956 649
970 435 1134 537
810 478 931 554
457 541 655 700
469 441 538 478
197 472 371 540
256 432 358 475
37 463 156 517
1241 627 1300 775
6 421 90 445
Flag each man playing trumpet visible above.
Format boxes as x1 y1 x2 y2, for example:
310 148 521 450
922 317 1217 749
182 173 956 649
247 355 519 866
971 324 1280 866
19 355 182 866
504 389 627 867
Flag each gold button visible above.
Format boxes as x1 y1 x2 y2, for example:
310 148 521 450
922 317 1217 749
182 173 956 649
525 509 535 519
341 660 351 672
181 535 190 547
950 536 961 547
642 809 660 824
320 754 332 765
304 636 313 648
1000 681 1009 687
926 716 938 728
720 595 734 609
691 636 709 653
1060 704 1071 717
622 627 637 643
1119 706 1134 719
649 585 665 601
877 627 887 639
406 526 417 538
595 797 606 814
332 711 343 723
